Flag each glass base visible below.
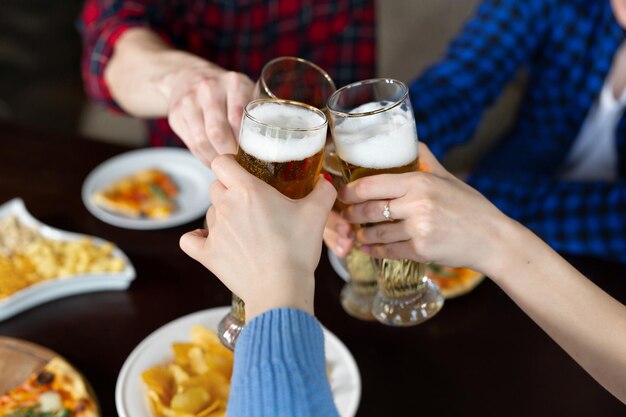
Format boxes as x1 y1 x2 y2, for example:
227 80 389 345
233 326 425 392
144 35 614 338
371 279 444 326
217 311 244 351
340 282 377 321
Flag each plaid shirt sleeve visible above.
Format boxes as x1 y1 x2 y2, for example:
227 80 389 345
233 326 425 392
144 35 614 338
469 172 626 263
408 0 556 158
78 0 167 112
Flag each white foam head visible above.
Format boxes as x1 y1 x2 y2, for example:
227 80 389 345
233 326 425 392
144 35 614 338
240 101 327 163
333 101 418 169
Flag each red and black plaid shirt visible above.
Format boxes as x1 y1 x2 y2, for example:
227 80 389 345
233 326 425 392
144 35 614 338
79 0 376 147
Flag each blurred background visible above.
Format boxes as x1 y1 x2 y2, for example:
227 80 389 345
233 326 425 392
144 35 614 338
0 0 525 171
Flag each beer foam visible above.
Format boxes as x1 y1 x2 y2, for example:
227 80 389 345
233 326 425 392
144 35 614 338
248 101 325 129
240 102 326 162
333 101 418 169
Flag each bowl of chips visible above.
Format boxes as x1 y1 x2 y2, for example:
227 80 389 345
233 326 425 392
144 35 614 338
116 307 361 417
0 198 135 321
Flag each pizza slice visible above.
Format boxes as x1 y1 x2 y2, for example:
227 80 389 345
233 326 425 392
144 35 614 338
0 357 98 417
427 264 485 299
92 168 178 219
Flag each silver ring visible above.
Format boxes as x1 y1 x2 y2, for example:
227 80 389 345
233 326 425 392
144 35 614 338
382 201 392 221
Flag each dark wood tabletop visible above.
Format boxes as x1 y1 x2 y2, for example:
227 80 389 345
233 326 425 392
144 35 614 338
0 123 624 416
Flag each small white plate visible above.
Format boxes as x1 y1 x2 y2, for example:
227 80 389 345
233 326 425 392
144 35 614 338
82 148 215 230
116 307 361 417
0 198 136 321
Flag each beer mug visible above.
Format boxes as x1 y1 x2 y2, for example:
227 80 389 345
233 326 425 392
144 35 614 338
218 99 327 349
327 79 444 326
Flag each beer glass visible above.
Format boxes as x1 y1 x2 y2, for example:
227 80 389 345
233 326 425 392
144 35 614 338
218 99 327 349
327 79 444 326
219 57 339 346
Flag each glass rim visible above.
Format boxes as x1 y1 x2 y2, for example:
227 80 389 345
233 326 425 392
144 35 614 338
326 78 409 118
243 98 328 132
258 56 337 109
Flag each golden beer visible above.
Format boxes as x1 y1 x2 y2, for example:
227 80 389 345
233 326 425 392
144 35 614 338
328 78 443 326
218 99 327 349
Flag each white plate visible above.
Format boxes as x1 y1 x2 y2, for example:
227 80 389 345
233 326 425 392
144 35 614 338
116 307 361 417
328 249 350 282
82 148 216 230
0 198 136 321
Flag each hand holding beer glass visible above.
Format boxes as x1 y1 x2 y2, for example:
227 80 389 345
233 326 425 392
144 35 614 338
327 79 444 326
218 57 339 347
217 99 327 349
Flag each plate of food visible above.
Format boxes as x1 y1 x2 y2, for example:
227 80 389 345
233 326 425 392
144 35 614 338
0 198 135 321
0 336 100 416
327 249 485 299
116 307 361 417
82 148 215 230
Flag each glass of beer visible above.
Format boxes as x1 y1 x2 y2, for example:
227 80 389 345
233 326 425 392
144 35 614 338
327 78 444 326
217 98 327 349
254 56 336 108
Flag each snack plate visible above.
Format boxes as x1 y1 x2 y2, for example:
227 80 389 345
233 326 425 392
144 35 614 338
0 198 136 321
116 307 362 417
82 148 215 230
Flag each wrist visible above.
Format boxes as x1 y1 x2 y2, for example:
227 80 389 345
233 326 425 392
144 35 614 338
244 273 316 322
479 218 539 284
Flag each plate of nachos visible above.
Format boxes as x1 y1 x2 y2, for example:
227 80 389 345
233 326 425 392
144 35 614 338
116 307 361 417
0 198 135 321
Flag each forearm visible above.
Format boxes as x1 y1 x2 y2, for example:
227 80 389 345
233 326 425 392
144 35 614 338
103 28 220 117
485 222 626 403
228 309 339 417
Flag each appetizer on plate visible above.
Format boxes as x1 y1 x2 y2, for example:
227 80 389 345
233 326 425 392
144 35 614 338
427 265 485 299
91 169 178 219
141 326 233 417
0 215 125 301
0 357 98 417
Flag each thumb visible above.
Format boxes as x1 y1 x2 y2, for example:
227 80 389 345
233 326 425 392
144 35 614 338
418 141 449 177
307 176 338 213
179 229 208 261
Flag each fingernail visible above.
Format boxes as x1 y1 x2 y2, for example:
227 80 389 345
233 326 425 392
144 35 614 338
348 230 356 240
337 224 349 235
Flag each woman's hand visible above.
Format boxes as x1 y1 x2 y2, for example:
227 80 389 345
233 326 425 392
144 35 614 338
161 65 255 165
180 155 337 320
338 142 516 273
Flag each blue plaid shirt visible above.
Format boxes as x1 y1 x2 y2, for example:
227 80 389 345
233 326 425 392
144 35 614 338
410 0 626 263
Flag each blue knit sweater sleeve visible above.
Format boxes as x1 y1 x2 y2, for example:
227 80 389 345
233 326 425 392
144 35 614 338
226 308 340 417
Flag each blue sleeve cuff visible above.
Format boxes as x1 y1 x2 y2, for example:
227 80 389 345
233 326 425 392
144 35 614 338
227 308 339 417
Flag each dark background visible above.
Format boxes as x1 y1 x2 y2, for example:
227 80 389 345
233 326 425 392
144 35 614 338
0 0 85 134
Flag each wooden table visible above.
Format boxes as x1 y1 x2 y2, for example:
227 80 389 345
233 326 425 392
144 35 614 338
0 124 624 416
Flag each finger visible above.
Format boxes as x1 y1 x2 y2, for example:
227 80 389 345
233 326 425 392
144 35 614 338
364 241 419 261
356 221 412 245
326 210 352 238
324 227 354 257
226 79 254 142
305 175 337 213
201 95 238 157
179 100 218 166
210 154 253 189
418 142 448 177
324 211 354 257
343 198 410 224
338 173 409 205
179 229 208 261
